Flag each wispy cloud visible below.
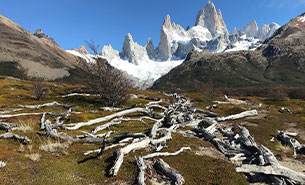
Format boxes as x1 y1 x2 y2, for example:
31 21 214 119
263 0 305 8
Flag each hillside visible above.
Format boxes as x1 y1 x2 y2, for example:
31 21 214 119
0 14 82 80
151 13 305 91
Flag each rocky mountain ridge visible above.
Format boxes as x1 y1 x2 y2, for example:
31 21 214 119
0 14 84 80
151 13 305 91
68 1 280 89
96 0 280 65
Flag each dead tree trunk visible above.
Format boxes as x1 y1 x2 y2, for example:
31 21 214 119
153 158 185 185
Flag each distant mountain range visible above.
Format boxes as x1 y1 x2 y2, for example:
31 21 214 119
151 13 305 91
0 0 303 91
68 0 280 88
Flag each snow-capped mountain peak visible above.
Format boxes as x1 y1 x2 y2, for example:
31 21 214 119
195 0 228 37
68 0 281 89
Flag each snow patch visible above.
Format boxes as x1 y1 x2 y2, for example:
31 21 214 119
225 37 261 52
67 50 183 86
299 16 305 23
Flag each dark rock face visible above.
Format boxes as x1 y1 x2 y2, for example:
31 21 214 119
33 29 57 45
151 13 305 91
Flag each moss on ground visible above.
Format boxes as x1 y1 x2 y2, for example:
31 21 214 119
1 77 304 184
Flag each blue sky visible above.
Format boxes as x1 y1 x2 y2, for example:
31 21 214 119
0 0 304 51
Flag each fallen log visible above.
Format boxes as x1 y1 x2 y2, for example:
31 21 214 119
0 112 43 118
217 110 258 122
236 164 305 184
92 116 156 134
109 137 151 176
153 158 185 185
105 133 146 144
66 108 150 130
19 101 72 109
277 130 305 156
100 107 122 112
0 122 17 131
83 143 128 156
135 156 146 185
143 147 191 159
192 108 218 117
0 133 31 144
150 119 164 138
0 108 23 115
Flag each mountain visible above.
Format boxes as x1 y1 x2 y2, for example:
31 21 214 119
151 13 305 91
0 14 83 80
68 0 280 89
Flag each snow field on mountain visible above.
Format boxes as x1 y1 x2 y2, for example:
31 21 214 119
106 57 184 82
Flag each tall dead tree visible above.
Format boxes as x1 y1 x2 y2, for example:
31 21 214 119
79 41 130 106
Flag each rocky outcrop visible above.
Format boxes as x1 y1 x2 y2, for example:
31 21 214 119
101 45 120 61
195 0 228 37
75 45 89 54
120 33 149 65
33 29 57 45
257 23 280 40
158 15 173 61
145 38 158 60
240 20 259 38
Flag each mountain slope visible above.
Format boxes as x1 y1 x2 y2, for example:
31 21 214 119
0 14 81 80
151 13 305 91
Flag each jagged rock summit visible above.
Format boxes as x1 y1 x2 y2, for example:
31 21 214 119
68 0 281 89
195 0 228 37
33 29 57 45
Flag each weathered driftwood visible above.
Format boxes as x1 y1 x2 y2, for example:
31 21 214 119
92 116 156 134
100 107 122 112
277 130 305 156
150 119 164 138
236 164 305 184
0 122 17 131
58 93 96 98
135 156 146 185
105 133 146 144
217 110 258 122
192 108 218 117
109 137 151 176
143 147 191 159
19 101 72 109
83 143 128 156
66 108 150 130
0 133 31 144
0 108 23 115
224 95 247 105
153 158 185 185
0 112 43 118
77 130 114 139
91 119 122 134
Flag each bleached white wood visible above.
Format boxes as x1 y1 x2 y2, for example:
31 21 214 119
66 108 149 130
143 147 191 159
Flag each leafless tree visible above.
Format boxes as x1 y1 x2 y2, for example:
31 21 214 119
84 40 100 56
203 79 215 101
16 64 29 80
31 76 48 100
79 41 130 106
194 79 216 101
